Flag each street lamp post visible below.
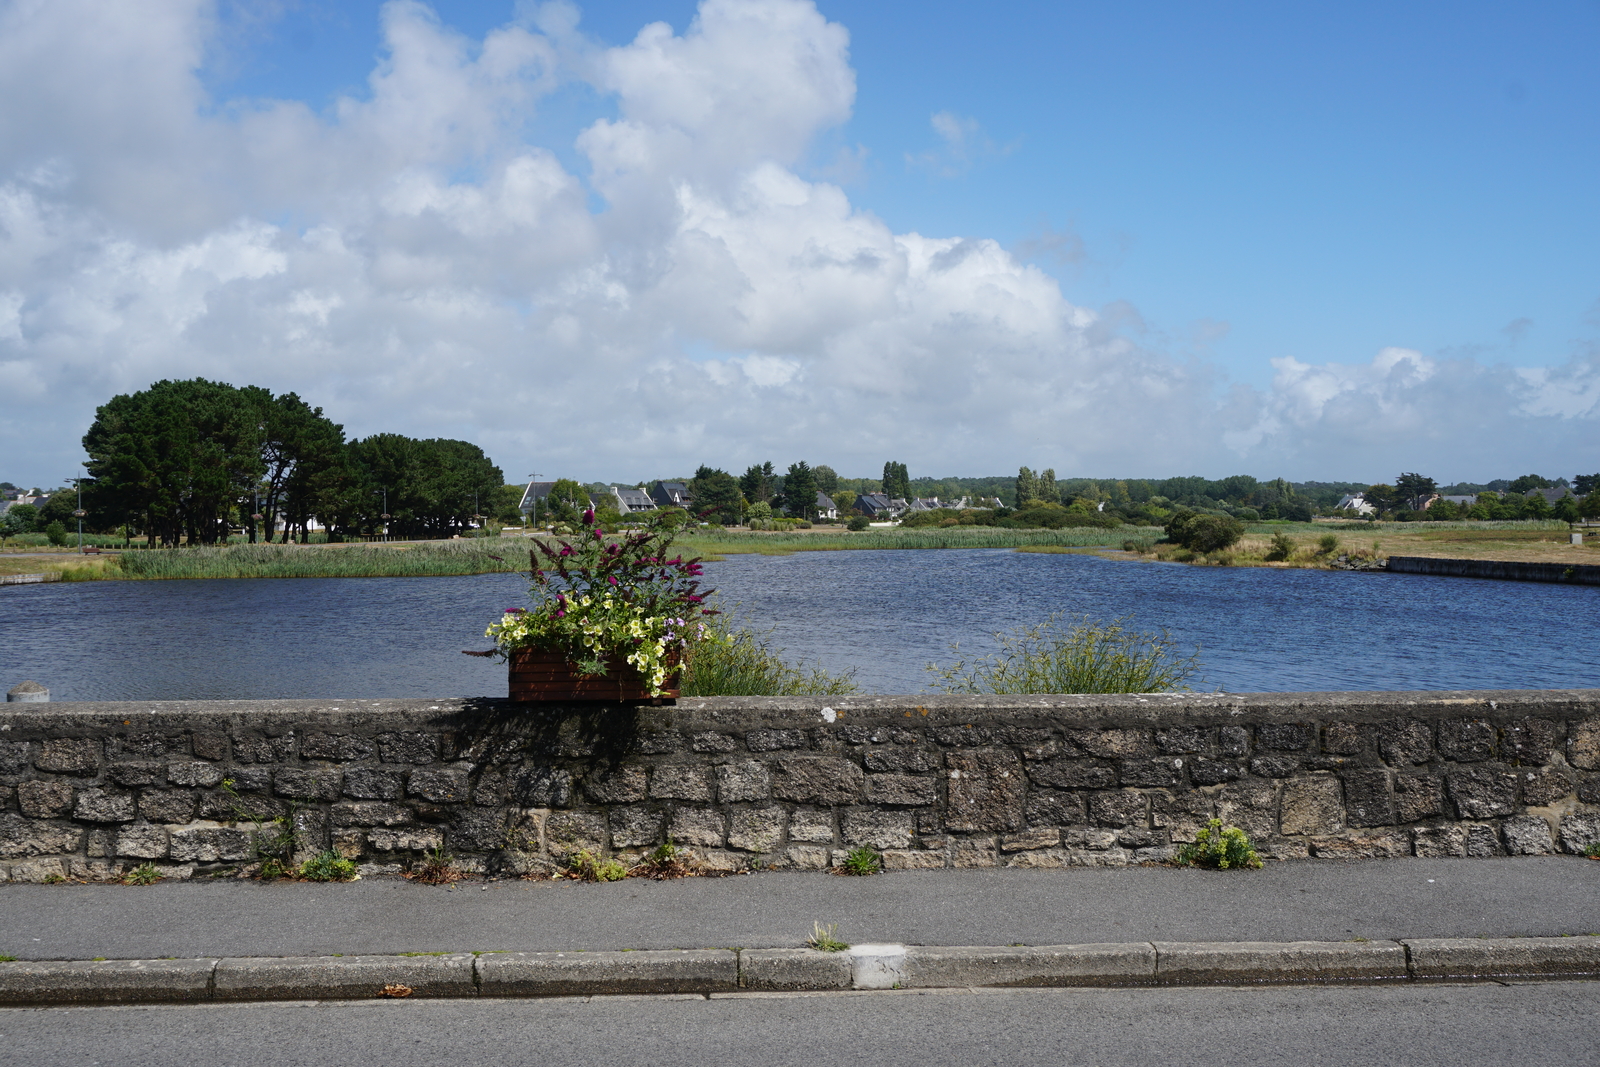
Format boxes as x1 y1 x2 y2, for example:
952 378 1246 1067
373 489 389 542
69 477 85 551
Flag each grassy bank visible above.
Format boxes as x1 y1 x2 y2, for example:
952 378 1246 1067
1120 519 1594 570
674 525 1160 556
111 540 535 580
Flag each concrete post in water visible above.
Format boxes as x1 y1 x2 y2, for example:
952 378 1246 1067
6 680 48 702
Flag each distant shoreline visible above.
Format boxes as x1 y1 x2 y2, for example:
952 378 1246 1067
1 519 1588 583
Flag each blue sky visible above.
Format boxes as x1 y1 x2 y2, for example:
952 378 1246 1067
210 0 1600 387
2 0 1597 485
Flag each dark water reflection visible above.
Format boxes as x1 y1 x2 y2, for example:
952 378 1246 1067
2 549 1595 700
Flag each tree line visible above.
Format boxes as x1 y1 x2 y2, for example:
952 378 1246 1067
75 379 504 545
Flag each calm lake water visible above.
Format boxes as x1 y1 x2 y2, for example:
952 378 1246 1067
2 549 1596 700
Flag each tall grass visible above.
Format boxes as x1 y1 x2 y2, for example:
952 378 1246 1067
927 614 1201 694
675 525 1160 556
678 611 858 696
113 540 533 580
1244 519 1571 534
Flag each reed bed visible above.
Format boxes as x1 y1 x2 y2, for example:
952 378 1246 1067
113 540 536 580
678 610 858 697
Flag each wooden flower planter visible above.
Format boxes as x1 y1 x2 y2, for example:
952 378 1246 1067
508 648 680 704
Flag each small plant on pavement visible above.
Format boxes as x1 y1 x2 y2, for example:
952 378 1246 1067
122 863 162 886
1174 819 1262 870
219 778 300 879
628 840 699 881
297 850 359 882
410 843 462 885
1585 841 1600 860
807 922 849 952
839 846 882 876
568 849 628 882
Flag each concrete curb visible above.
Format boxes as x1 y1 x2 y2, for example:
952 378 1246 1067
1 938 1596 1006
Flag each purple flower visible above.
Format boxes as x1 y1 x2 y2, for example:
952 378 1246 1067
583 508 595 524
608 575 618 586
505 608 526 614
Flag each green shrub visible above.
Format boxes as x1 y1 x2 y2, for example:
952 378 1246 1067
44 521 68 546
298 851 359 882
840 847 882 876
1174 819 1261 870
928 614 1200 694
1317 533 1340 555
1164 511 1245 553
679 610 857 696
1002 504 1120 530
847 515 869 531
1265 532 1295 562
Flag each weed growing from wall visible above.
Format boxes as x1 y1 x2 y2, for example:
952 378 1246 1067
1174 819 1262 870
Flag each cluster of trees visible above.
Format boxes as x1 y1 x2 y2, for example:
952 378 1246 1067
74 379 505 545
1355 471 1598 522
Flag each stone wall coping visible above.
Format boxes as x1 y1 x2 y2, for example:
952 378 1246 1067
2 689 1596 737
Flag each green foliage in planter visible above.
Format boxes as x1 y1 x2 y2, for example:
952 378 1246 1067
1174 819 1262 870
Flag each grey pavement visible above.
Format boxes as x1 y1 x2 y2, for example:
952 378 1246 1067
3 982 1598 1067
2 857 1597 961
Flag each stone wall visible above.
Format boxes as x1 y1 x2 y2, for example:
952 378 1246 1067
2 691 1598 882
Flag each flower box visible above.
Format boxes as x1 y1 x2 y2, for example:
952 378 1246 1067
508 647 679 704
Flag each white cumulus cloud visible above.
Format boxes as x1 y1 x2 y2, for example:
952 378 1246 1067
0 0 1594 486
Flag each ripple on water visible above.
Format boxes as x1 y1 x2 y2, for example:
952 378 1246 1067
0 550 1594 699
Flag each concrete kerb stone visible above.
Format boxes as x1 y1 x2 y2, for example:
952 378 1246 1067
4 937 1600 1005
213 954 476 1000
477 949 739 997
1404 937 1600 980
904 944 1157 988
739 948 852 991
0 957 217 1005
1153 940 1410 984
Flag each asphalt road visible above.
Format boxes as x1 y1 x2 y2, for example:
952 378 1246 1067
2 981 1596 1067
2 858 1597 960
